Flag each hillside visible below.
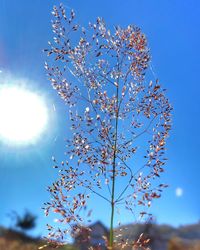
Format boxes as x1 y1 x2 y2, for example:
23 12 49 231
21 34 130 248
0 227 77 250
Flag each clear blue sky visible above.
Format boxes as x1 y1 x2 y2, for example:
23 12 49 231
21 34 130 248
0 0 200 237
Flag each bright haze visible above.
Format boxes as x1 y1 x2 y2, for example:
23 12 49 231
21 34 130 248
0 85 48 144
0 0 199 237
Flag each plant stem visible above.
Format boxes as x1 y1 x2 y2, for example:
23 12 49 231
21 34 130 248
109 83 119 249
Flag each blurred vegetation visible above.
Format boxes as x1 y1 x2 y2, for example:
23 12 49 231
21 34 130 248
0 238 77 250
0 225 77 250
168 237 200 250
15 211 37 231
1 210 77 249
8 210 37 232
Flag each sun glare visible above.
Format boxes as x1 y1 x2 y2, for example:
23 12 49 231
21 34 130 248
0 86 48 144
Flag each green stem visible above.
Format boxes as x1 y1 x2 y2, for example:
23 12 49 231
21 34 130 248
109 84 119 249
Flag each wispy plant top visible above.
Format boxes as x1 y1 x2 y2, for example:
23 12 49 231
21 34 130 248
43 3 172 249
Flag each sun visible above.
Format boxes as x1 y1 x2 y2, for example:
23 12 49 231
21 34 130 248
0 86 48 144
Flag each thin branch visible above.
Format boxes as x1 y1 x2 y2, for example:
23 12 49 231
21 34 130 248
74 173 111 203
86 186 110 203
115 156 134 203
99 73 117 87
131 114 159 140
116 163 150 203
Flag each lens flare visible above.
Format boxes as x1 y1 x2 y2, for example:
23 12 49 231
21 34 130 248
0 86 48 144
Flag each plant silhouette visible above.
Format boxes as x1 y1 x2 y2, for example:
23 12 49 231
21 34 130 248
9 210 37 232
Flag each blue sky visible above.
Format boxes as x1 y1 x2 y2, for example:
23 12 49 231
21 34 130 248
0 0 200 237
